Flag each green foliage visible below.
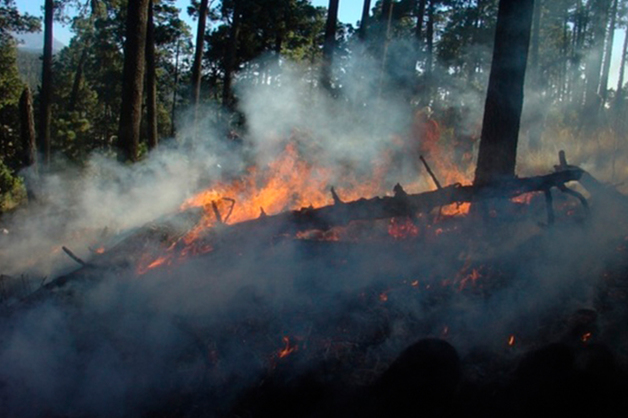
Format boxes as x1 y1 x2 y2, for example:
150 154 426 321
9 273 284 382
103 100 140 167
0 157 25 211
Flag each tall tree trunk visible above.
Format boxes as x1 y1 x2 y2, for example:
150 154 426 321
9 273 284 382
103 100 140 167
381 0 392 21
415 0 427 41
474 0 535 186
20 87 37 201
599 0 618 104
145 0 158 150
359 0 371 40
222 0 242 109
321 0 340 91
171 41 181 138
613 22 628 112
582 0 612 127
191 0 209 110
69 46 89 112
530 0 541 77
20 87 37 171
117 0 150 162
39 0 54 166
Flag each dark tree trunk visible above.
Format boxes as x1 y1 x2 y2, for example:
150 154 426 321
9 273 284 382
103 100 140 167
20 87 38 201
145 0 158 150
171 41 181 138
474 0 535 186
70 46 89 112
117 0 150 162
599 0 618 104
415 0 427 41
38 0 54 166
359 0 371 40
222 0 242 109
321 0 340 91
191 0 209 110
20 87 37 171
381 0 393 21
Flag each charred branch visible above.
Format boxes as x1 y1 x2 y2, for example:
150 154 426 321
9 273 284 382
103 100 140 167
62 246 90 267
420 155 442 189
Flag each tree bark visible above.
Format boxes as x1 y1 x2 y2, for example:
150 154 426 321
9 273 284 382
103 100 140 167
20 87 37 201
191 0 209 110
474 0 535 186
145 0 158 150
20 87 37 170
359 0 371 40
321 0 340 91
38 0 54 166
117 0 150 162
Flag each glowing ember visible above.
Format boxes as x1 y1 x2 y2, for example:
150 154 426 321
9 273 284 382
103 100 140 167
508 335 516 346
278 336 297 358
137 255 171 275
459 267 482 290
379 292 389 302
388 217 419 239
582 332 592 343
441 202 471 216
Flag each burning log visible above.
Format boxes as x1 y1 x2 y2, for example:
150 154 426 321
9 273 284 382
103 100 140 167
212 167 586 241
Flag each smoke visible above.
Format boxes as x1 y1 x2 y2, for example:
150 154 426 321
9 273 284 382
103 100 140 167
1 50 628 417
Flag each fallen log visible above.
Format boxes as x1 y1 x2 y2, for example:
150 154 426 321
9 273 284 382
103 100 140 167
214 167 586 239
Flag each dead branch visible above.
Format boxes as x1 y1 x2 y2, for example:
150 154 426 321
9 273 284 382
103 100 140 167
62 246 90 267
420 155 442 190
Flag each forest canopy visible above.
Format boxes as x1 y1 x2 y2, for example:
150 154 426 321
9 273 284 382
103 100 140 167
1 0 627 210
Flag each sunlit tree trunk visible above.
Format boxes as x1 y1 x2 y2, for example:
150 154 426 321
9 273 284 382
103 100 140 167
117 0 150 162
599 0 618 105
474 0 535 186
39 0 54 166
145 0 158 150
582 0 612 127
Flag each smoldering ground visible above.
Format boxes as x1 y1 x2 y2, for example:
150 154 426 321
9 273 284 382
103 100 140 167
1 55 628 417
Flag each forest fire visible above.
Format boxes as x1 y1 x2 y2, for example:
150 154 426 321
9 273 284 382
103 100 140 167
5 0 628 416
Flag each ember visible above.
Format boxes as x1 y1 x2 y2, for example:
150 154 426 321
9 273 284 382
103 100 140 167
278 336 298 359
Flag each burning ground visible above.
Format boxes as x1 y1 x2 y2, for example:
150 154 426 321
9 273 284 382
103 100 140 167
2 68 628 417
